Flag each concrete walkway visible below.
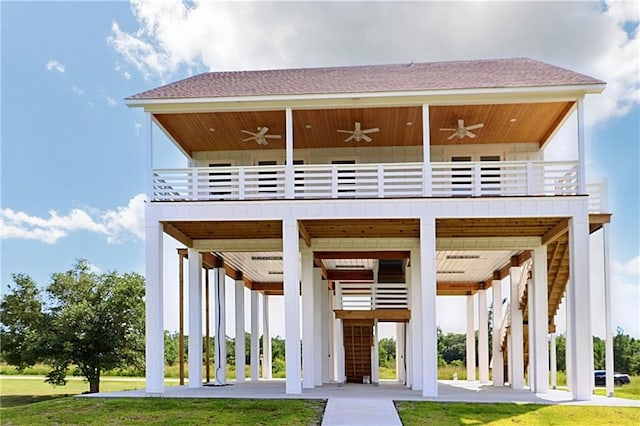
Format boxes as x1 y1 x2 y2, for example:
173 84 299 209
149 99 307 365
321 397 402 426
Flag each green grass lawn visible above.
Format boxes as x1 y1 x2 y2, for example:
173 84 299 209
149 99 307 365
1 398 325 425
395 401 640 425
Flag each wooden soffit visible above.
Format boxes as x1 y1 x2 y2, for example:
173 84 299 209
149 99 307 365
153 101 574 155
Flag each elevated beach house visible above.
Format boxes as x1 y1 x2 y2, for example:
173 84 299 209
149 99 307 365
127 58 612 400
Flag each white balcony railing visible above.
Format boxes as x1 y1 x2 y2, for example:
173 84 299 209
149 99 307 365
335 281 409 310
152 160 603 210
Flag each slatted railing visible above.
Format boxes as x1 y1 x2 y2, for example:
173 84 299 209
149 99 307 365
335 282 408 310
152 160 600 203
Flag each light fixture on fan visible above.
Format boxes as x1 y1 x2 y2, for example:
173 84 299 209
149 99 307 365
241 127 281 145
439 119 484 140
337 122 380 142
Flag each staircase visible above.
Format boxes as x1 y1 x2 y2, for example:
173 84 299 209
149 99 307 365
343 319 374 383
502 234 571 377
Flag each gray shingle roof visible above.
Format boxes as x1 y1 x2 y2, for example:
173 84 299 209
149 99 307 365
128 58 604 100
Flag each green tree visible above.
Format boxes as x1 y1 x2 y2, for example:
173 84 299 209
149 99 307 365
378 337 396 368
0 274 45 370
0 260 145 393
164 331 179 366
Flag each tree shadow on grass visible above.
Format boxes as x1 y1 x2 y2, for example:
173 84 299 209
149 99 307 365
0 394 71 409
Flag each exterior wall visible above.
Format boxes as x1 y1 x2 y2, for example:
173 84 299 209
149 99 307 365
191 142 540 166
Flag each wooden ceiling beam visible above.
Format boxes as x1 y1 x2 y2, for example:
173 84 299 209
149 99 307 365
334 309 411 322
511 250 532 267
298 220 312 248
326 269 374 281
163 222 193 247
314 251 410 260
436 281 482 292
541 218 570 245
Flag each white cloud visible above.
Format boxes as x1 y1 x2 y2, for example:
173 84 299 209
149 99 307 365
45 59 65 73
0 194 146 245
106 96 117 106
71 84 84 96
109 1 639 126
134 121 142 136
123 71 132 80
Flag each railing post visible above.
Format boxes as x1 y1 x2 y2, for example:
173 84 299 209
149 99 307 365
423 163 432 197
191 168 198 200
331 165 338 198
576 97 586 195
526 162 534 195
285 107 295 199
377 164 384 198
238 168 245 200
473 163 482 196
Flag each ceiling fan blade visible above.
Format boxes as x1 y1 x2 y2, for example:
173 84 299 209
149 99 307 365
362 134 372 142
258 127 269 136
362 127 380 134
439 128 456 131
458 119 465 128
344 135 355 142
354 122 361 131
241 130 255 136
447 133 457 140
265 134 282 139
242 136 256 142
337 130 353 134
466 123 484 130
465 131 476 138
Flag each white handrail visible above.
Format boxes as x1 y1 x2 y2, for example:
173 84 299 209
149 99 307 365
151 160 600 204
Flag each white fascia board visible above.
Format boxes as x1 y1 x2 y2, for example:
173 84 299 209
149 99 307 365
125 83 606 112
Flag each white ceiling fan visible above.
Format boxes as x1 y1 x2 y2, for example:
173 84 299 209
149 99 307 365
337 122 380 142
439 119 484 140
241 127 281 145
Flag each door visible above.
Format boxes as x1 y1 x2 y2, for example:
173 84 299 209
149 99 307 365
332 159 356 196
343 319 373 383
209 163 232 198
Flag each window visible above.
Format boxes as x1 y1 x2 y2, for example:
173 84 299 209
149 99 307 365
332 160 356 195
451 156 472 195
209 163 232 199
480 155 501 194
258 160 278 194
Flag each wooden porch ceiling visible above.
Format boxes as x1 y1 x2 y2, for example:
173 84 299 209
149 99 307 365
153 102 574 155
164 215 610 297
163 215 611 245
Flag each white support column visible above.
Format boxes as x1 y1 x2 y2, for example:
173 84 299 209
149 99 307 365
509 267 525 389
466 295 476 382
283 218 302 394
530 246 549 393
576 97 586 194
214 267 227 385
396 323 406 383
492 279 504 386
145 222 164 393
565 285 573 393
313 267 323 386
372 320 380 385
422 103 432 197
567 214 593 400
335 318 345 385
262 294 272 379
420 217 438 397
603 224 614 397
550 333 557 389
409 248 422 391
322 281 332 383
405 265 413 388
187 249 203 388
234 279 245 382
478 289 489 384
250 290 260 381
301 249 315 388
285 107 294 198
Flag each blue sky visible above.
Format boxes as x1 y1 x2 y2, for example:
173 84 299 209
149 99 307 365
1 1 639 337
